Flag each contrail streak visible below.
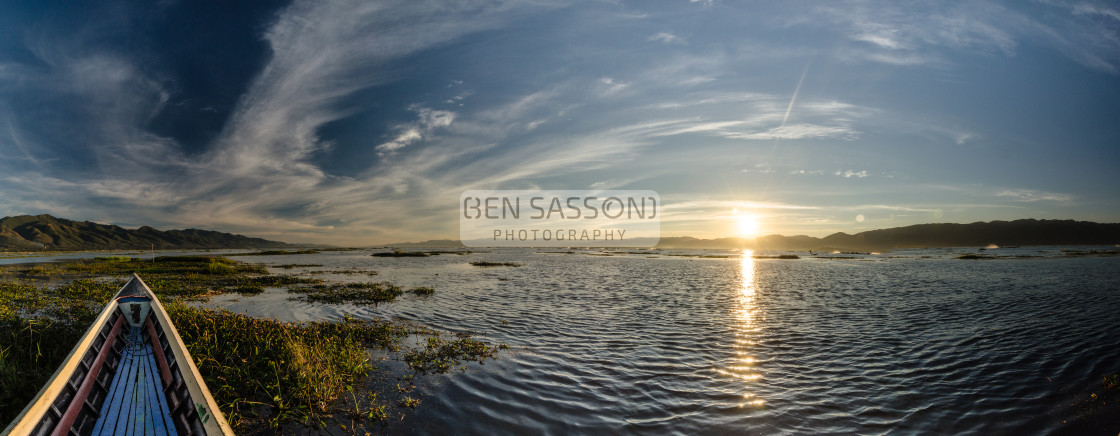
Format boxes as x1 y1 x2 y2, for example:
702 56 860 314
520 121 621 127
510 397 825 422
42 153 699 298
780 60 812 128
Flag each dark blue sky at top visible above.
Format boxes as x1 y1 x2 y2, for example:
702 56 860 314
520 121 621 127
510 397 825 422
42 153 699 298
0 0 1117 244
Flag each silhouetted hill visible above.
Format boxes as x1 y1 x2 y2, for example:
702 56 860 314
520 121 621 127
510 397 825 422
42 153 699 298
655 219 1120 250
0 215 294 251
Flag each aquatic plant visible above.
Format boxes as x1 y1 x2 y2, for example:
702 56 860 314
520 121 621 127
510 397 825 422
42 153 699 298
372 249 431 257
229 249 321 256
0 254 505 433
410 287 435 296
0 318 86 424
403 332 506 374
1105 373 1119 391
288 282 405 305
469 261 522 267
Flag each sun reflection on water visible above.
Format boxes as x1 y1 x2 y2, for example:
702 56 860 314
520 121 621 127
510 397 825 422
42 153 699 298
715 249 765 407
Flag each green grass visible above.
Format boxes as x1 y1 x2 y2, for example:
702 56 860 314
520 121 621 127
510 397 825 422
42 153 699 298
0 255 505 433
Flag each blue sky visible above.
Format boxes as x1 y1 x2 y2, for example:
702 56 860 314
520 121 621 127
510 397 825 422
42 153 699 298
0 0 1117 245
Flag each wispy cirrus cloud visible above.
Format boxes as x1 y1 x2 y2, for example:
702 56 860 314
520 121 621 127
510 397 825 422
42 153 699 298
996 189 1073 202
0 0 1116 245
376 107 456 153
649 32 686 45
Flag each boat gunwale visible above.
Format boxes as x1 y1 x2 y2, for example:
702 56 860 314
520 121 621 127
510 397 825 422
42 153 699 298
1 288 123 435
137 274 232 435
1 273 233 436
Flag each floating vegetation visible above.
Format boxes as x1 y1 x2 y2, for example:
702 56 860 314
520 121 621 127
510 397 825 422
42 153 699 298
372 250 431 257
371 249 474 257
288 282 436 305
403 332 507 374
753 255 801 260
469 261 522 267
307 267 378 276
289 282 405 305
1105 373 1119 391
1063 249 1120 257
662 254 736 259
0 254 504 433
957 254 996 260
162 306 449 430
229 249 321 256
410 287 435 296
274 263 325 269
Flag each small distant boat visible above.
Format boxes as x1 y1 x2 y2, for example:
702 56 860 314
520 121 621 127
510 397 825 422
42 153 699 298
2 274 232 436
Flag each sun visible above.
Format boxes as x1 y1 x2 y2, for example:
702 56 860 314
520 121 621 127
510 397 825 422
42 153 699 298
737 214 760 238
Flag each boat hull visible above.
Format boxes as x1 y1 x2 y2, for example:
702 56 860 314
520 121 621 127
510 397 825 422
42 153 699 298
2 274 232 436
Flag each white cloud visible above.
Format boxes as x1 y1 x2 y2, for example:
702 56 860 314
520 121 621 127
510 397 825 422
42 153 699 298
649 32 686 45
853 32 906 50
376 107 456 152
836 170 869 178
996 189 1072 202
726 123 858 141
597 77 629 96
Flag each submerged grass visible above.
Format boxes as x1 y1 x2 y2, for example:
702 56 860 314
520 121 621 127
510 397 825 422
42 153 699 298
0 254 505 433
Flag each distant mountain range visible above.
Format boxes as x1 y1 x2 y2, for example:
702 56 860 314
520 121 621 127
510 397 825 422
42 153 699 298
393 219 1120 251
0 215 293 251
656 219 1120 251
4 215 1117 252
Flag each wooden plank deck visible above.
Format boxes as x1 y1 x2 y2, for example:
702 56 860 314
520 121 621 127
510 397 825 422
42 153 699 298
91 327 179 436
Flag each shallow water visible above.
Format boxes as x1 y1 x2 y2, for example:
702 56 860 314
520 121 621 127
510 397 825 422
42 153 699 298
189 248 1120 433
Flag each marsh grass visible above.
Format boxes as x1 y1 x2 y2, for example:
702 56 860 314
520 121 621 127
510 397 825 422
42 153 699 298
0 254 505 433
167 305 391 427
0 317 86 418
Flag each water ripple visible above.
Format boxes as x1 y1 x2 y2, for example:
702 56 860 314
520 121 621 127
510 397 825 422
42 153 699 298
212 249 1120 434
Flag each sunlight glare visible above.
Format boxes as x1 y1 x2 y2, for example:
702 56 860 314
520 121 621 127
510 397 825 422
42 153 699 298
737 214 760 238
720 249 765 408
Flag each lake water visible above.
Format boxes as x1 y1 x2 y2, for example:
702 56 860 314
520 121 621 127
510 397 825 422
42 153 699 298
11 247 1116 433
187 246 1120 434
